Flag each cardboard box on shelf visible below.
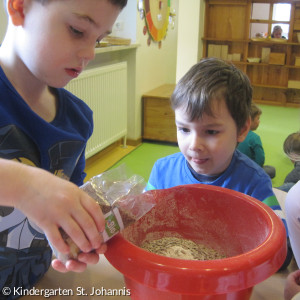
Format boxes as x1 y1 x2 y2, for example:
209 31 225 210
269 53 286 65
207 44 222 58
295 20 300 31
232 53 241 61
288 80 300 89
295 57 300 66
214 45 222 58
261 47 271 63
221 45 228 60
208 44 214 57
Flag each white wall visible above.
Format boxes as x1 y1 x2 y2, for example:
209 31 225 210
175 0 205 82
0 2 7 44
198 0 205 60
176 1 200 82
131 0 179 140
111 0 137 43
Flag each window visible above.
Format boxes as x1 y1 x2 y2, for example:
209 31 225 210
273 3 291 22
252 3 270 20
250 2 291 39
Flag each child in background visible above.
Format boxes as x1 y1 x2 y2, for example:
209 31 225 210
278 132 300 192
237 102 276 178
237 103 264 165
0 0 126 297
271 25 286 39
146 57 292 270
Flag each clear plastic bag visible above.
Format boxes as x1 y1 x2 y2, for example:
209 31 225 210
51 164 156 263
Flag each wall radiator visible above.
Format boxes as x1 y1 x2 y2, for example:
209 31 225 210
66 62 127 159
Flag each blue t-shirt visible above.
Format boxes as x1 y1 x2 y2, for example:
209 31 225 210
146 150 284 227
0 66 93 297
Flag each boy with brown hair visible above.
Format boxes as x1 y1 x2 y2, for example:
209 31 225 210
147 58 272 204
0 0 126 297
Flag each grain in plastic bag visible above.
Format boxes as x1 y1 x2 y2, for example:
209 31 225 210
50 164 156 263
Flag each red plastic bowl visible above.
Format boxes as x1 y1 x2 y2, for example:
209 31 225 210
105 184 287 300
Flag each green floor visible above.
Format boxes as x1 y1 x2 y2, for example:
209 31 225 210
257 105 299 186
113 105 299 187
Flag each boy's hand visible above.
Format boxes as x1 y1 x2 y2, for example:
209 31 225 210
0 159 106 272
18 175 104 254
8 162 105 259
284 270 300 300
51 244 107 272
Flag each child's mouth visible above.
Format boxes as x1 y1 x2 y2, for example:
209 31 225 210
191 158 208 165
65 68 81 78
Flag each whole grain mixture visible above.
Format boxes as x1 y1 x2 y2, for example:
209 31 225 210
141 237 225 260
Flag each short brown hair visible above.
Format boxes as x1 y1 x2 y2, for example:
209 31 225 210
171 58 252 132
283 132 300 161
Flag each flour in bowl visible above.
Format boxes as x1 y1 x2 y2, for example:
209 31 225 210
141 237 225 260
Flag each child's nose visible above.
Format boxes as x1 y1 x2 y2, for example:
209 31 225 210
189 135 205 151
78 44 95 64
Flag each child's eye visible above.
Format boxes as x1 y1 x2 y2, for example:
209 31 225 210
70 26 84 38
206 130 219 135
178 127 190 133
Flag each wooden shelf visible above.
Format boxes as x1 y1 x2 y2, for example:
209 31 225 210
202 38 249 43
245 63 300 68
207 0 247 5
286 65 300 69
252 83 288 90
249 40 300 46
142 84 177 143
203 38 300 46
203 0 300 106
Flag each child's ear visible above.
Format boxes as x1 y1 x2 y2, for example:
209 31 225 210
237 116 251 143
7 0 25 26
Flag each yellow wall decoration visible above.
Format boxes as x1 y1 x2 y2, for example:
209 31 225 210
138 0 173 47
144 0 170 42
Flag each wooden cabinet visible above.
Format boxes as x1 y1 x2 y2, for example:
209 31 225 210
202 0 300 107
142 84 177 143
